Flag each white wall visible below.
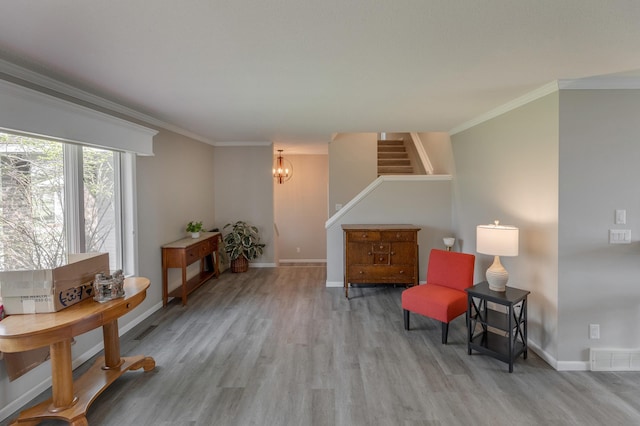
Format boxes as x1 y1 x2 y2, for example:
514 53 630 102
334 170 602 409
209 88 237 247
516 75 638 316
450 93 560 364
557 89 640 363
274 154 328 261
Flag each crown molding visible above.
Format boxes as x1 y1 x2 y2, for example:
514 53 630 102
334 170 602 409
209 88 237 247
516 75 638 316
450 81 559 135
212 141 272 147
450 75 640 135
558 76 640 90
0 58 215 145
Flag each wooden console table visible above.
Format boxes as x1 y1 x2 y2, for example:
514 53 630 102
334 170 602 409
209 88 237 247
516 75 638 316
0 277 155 426
161 232 221 307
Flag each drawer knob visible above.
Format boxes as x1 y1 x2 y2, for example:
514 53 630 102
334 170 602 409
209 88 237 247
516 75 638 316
362 233 367 238
379 245 384 249
391 251 395 255
379 257 383 261
396 233 401 238
399 270 404 274
368 252 372 256
359 270 364 274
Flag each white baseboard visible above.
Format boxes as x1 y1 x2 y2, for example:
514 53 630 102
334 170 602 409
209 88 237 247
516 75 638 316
0 367 52 423
527 340 590 371
250 262 277 268
279 259 327 263
557 360 590 371
326 281 343 288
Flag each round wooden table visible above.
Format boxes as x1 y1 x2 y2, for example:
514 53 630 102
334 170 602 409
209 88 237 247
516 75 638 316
0 277 156 425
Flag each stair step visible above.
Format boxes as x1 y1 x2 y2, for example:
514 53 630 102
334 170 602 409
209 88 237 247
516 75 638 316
377 136 414 175
378 166 414 174
378 146 406 153
378 139 404 146
378 159 411 166
378 152 408 159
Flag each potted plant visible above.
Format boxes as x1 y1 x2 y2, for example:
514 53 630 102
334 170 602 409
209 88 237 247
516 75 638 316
223 221 265 273
186 221 203 238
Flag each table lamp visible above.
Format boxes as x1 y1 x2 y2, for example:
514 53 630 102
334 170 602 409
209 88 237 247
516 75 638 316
476 220 519 292
443 237 455 251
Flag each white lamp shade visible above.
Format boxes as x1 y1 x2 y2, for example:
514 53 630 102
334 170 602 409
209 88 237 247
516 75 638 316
476 223 519 256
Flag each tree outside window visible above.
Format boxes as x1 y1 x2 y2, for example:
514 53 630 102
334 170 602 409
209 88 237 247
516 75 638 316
0 133 119 271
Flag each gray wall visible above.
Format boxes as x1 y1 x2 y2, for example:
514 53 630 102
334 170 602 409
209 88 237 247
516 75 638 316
212 145 275 266
136 130 216 296
451 93 560 362
417 132 456 175
328 133 377 217
326 177 453 286
452 89 640 366
0 125 217 419
558 89 640 362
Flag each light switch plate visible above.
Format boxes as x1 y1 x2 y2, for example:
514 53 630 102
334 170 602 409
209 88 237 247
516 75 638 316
615 209 626 225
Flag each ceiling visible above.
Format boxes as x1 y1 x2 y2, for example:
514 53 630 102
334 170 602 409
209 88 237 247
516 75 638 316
1 1 640 154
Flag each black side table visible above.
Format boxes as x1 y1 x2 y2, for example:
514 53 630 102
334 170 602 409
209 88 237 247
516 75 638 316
466 281 530 373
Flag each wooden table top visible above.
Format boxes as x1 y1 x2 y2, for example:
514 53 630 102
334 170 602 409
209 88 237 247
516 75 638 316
0 277 150 353
161 232 220 249
341 224 420 231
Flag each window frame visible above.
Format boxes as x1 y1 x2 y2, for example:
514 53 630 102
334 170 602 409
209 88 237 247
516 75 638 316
0 133 136 275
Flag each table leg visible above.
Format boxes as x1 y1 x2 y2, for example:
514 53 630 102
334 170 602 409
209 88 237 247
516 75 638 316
49 339 78 412
181 263 188 305
162 261 168 307
102 320 124 369
214 249 220 277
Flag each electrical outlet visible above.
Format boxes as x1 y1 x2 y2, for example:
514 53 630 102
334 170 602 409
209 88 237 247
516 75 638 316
296 247 300 253
609 229 631 244
590 324 600 340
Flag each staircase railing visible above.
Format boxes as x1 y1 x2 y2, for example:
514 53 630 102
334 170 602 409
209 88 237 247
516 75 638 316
409 132 434 174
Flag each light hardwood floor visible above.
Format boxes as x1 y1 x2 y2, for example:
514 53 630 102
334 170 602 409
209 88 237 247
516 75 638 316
4 265 640 425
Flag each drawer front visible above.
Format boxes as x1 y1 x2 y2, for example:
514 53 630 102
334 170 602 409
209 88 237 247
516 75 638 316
373 253 389 265
347 242 374 264
389 242 417 264
185 246 200 264
380 230 416 242
199 240 211 256
371 242 390 253
347 265 415 284
346 230 381 242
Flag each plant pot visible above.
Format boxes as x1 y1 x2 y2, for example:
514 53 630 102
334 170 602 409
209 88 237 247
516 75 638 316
191 232 200 239
230 256 248 273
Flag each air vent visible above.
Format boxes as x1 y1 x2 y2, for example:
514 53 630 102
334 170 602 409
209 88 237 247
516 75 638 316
590 348 640 371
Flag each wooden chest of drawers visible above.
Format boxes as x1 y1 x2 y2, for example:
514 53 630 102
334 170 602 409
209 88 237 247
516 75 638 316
342 224 420 298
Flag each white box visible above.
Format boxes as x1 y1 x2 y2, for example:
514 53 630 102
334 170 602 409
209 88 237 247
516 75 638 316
0 253 109 314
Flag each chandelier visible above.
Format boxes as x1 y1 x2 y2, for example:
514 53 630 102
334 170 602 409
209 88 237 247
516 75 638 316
273 149 293 184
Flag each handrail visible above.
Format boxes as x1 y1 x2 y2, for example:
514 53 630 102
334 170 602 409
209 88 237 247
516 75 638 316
325 174 452 229
409 132 434 174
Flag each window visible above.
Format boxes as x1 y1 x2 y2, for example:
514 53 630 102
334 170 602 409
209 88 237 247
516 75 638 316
0 132 124 272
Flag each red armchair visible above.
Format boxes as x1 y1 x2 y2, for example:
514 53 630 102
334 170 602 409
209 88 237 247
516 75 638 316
401 249 475 344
